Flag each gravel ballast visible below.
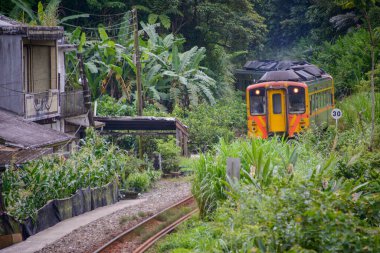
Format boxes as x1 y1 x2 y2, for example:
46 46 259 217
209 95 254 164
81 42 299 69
36 177 191 253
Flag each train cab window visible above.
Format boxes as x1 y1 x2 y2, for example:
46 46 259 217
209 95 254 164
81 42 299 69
273 94 282 114
250 88 266 115
288 86 305 113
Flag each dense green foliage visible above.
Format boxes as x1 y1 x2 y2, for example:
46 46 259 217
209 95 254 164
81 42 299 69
312 29 378 97
96 91 246 153
155 137 181 173
178 91 246 152
1 2 379 250
154 91 380 252
1 129 156 220
96 95 135 116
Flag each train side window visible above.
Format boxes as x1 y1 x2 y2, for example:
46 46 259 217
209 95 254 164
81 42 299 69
315 95 318 110
310 95 313 114
322 93 325 108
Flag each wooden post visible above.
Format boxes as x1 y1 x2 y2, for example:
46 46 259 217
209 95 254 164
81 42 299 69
132 9 143 116
0 176 5 213
78 53 95 127
133 9 143 158
226 158 240 184
183 134 189 157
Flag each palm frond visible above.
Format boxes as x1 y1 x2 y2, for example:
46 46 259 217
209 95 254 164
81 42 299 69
11 0 36 21
179 47 198 72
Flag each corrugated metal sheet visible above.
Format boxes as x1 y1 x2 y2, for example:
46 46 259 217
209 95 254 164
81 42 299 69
0 109 72 149
94 116 188 134
237 60 328 82
0 147 52 169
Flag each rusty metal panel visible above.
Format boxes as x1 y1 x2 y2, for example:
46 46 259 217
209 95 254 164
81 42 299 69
0 35 24 115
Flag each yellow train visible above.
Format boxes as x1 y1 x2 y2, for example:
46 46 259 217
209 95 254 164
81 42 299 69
238 61 334 138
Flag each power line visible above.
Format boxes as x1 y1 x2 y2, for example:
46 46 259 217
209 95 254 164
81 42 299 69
61 20 133 31
61 7 131 17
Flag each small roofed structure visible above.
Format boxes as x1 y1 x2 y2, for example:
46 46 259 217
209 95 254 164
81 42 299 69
0 109 73 150
94 116 189 156
0 146 52 171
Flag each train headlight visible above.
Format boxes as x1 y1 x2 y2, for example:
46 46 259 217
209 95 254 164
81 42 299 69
294 88 299 93
255 90 260 95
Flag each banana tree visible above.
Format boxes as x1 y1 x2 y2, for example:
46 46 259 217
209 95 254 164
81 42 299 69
139 22 216 111
161 44 216 109
10 0 88 26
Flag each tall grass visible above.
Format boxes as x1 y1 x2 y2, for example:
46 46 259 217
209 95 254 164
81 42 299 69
338 92 380 129
191 137 331 218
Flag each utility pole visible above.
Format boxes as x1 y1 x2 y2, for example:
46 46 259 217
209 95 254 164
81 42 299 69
132 9 144 158
78 53 95 127
133 8 143 116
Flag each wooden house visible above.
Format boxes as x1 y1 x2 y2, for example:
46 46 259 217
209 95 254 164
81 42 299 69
0 15 103 149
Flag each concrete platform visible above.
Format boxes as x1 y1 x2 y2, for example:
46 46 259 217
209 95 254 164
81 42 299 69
0 198 147 253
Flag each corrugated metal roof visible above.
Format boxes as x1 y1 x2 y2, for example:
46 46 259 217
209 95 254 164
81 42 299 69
0 147 52 169
239 60 328 82
65 114 105 128
0 109 72 149
94 116 188 134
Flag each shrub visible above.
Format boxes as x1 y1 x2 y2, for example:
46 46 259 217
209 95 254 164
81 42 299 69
2 128 133 220
175 91 246 152
96 95 136 116
159 138 380 252
155 137 181 173
313 28 375 97
125 172 151 193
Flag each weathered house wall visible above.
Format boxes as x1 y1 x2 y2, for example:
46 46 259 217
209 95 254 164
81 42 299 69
0 35 24 115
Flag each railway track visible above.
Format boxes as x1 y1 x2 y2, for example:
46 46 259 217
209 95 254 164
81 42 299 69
93 196 198 253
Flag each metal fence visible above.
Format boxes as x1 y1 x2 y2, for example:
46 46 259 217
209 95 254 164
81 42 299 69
60 90 86 117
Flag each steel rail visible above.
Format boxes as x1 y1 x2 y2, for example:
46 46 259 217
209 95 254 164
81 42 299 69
133 208 198 253
92 195 196 253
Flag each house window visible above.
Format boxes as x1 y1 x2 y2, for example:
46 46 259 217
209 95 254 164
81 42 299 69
23 41 57 93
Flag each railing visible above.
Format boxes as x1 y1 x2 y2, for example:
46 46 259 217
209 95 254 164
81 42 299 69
60 90 86 117
25 89 59 121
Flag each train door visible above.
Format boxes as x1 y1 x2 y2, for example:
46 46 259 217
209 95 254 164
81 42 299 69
267 89 287 134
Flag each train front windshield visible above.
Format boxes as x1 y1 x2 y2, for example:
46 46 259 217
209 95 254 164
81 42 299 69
250 88 266 115
288 86 305 113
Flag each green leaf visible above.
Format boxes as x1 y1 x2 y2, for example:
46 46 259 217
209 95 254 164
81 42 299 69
121 54 137 74
110 64 123 75
70 27 82 42
78 32 86 53
132 5 152 13
37 1 44 23
60 14 90 23
84 62 98 74
148 14 158 24
98 27 109 41
11 0 36 21
172 45 180 72
350 182 370 194
159 14 171 29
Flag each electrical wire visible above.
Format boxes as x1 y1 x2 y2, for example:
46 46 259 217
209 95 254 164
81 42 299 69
61 17 133 31
61 7 131 17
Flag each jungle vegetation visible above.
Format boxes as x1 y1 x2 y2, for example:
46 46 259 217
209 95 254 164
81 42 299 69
1 1 379 251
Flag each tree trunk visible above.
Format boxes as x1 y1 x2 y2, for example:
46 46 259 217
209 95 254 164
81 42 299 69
369 45 375 151
365 13 375 151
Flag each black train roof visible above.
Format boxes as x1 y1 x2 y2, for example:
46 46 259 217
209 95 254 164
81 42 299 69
242 60 328 82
